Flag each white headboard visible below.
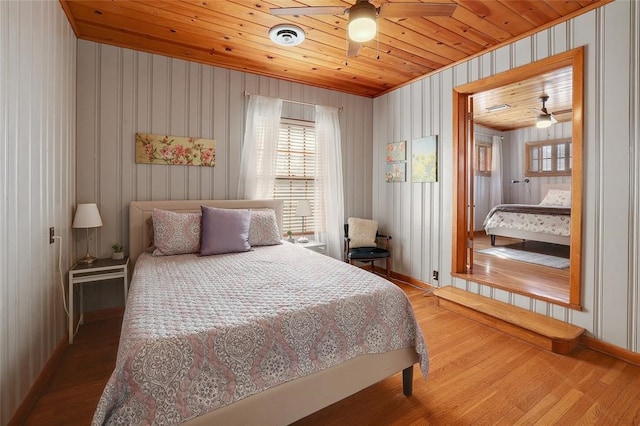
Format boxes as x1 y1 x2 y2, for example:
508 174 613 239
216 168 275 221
128 199 283 267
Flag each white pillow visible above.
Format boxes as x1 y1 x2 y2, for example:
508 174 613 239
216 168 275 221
540 189 571 207
348 217 378 248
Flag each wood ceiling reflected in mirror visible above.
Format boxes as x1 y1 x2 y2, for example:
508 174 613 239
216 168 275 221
473 66 573 131
452 48 583 309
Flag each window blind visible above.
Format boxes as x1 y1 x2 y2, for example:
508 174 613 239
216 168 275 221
274 119 316 235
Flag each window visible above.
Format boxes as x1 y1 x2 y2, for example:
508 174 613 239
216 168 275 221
274 118 316 236
475 142 492 176
525 138 572 177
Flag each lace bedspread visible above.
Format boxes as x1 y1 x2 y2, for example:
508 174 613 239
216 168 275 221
93 243 428 425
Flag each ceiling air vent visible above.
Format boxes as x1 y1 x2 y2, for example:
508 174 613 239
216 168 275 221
269 24 306 47
486 104 511 112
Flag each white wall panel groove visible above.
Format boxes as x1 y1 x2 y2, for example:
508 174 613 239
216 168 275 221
76 41 373 311
373 1 640 352
629 0 640 351
0 1 76 423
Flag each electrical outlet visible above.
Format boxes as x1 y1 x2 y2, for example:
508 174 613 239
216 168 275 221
49 227 54 244
432 270 439 281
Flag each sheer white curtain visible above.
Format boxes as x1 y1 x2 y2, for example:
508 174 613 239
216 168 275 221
490 135 503 207
313 105 344 259
237 95 283 199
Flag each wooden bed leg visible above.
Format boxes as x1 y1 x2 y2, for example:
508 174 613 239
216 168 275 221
402 366 413 396
490 235 496 246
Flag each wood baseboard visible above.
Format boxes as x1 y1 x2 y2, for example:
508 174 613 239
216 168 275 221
8 337 68 426
433 286 584 354
389 270 433 290
581 335 640 367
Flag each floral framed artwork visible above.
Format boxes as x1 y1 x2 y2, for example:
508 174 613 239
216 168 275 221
412 135 438 183
386 141 406 162
135 133 216 166
385 162 406 182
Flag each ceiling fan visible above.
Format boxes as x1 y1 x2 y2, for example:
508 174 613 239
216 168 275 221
270 1 457 57
532 95 572 129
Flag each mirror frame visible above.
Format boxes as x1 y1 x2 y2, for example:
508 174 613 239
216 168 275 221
451 47 584 310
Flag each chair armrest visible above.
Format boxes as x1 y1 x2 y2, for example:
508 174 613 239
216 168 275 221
375 233 391 250
343 236 351 261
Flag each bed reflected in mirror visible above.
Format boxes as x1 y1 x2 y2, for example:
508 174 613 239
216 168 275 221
452 48 584 309
473 181 572 304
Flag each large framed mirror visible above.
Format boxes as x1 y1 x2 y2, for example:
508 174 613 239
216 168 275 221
451 47 584 309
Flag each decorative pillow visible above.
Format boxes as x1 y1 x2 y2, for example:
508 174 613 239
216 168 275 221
151 209 201 256
540 189 571 207
200 206 251 255
249 209 282 247
348 217 378 248
144 216 155 253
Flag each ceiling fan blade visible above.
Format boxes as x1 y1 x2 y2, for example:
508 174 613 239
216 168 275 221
378 2 457 17
552 108 573 115
347 40 362 57
270 6 347 16
550 114 558 124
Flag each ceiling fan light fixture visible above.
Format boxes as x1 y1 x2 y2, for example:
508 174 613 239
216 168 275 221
348 1 377 42
536 114 553 128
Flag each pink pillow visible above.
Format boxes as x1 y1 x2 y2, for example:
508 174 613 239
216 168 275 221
200 206 251 255
151 209 201 256
249 209 282 247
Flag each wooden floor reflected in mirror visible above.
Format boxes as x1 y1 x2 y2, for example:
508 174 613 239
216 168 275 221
465 233 570 306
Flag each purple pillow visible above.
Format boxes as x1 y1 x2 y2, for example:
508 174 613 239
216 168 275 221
200 206 251 255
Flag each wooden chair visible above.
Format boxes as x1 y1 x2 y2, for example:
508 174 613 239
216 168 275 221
344 222 392 278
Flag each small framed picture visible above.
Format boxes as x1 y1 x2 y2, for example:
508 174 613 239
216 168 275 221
386 141 406 162
412 135 438 183
385 162 406 182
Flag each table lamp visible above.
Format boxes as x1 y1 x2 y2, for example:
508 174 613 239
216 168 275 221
72 203 103 264
296 200 311 243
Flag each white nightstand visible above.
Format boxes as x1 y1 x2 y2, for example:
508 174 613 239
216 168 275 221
68 257 129 344
297 240 327 255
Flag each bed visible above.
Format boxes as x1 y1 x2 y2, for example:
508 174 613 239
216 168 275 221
93 199 428 425
484 183 571 246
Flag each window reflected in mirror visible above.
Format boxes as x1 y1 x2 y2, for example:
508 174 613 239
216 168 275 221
525 138 572 177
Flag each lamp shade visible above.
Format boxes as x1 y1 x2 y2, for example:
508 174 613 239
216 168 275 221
296 200 312 217
348 1 377 42
536 114 553 129
72 203 103 228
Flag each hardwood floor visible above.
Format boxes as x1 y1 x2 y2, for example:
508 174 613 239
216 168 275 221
24 315 122 425
459 234 571 306
26 283 640 425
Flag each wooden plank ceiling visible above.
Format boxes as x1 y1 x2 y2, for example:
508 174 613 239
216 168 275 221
60 0 609 130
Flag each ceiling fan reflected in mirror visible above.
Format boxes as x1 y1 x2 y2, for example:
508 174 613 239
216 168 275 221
534 95 559 129
270 1 457 57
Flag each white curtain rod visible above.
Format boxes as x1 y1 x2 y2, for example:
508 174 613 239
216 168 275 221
243 91 343 111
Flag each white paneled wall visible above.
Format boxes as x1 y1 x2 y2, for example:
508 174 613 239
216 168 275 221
0 1 76 423
76 40 373 311
374 1 640 352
